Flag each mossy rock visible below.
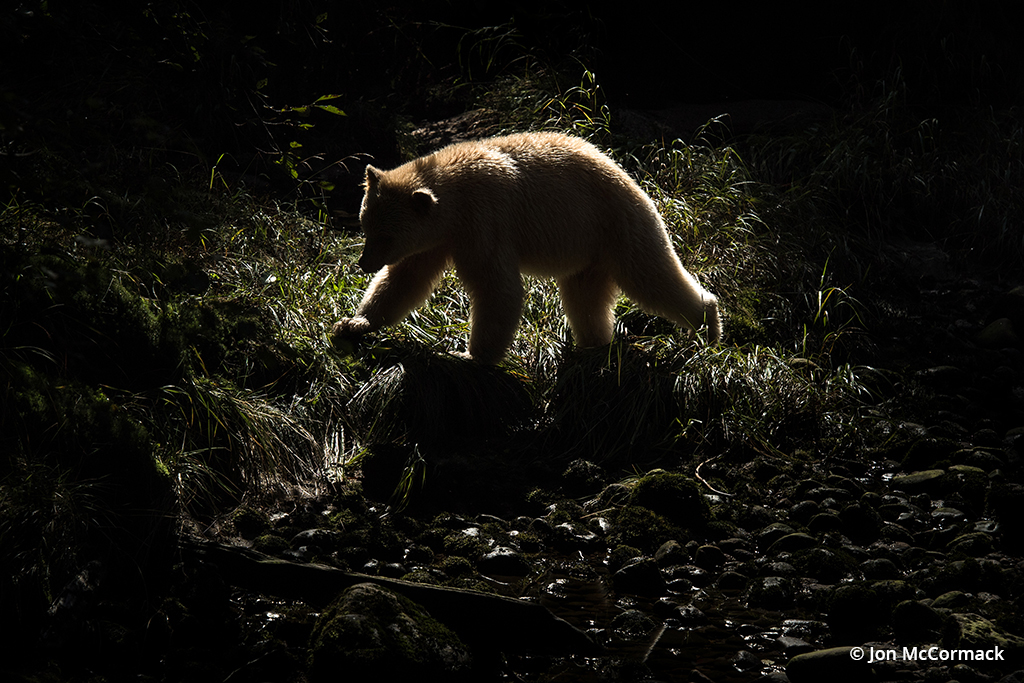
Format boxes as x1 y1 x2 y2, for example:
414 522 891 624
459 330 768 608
307 583 471 681
610 505 685 553
787 646 874 683
628 471 711 529
945 613 1024 657
890 469 946 493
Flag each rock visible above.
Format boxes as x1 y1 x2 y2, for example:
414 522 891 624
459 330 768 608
947 532 994 557
787 646 875 683
609 609 657 638
477 546 532 576
628 471 711 527
777 635 814 658
892 599 945 642
693 544 726 569
654 539 688 566
807 512 843 534
747 576 794 609
976 318 1020 349
716 570 749 590
731 649 762 672
612 557 666 595
891 469 946 493
561 459 605 494
291 528 342 553
768 532 818 554
946 613 1024 656
675 603 708 627
914 365 970 388
307 583 471 682
860 558 901 579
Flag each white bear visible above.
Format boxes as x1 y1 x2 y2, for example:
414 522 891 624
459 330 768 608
333 131 721 364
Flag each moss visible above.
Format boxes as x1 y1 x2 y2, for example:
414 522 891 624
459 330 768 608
442 530 489 560
307 583 470 681
628 471 712 529
232 506 271 539
608 545 644 572
610 505 684 553
252 533 290 556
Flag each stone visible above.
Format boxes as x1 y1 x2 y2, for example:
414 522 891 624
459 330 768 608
307 583 470 681
787 646 875 683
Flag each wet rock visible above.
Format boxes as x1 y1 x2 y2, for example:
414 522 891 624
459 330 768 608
612 557 666 595
693 544 726 569
654 539 688 566
478 546 531 576
915 365 970 388
307 583 470 682
891 469 946 493
786 646 875 683
947 532 994 557
609 609 657 638
291 528 342 553
717 570 749 590
675 603 708 627
788 500 821 524
860 558 901 579
768 532 817 554
552 522 602 550
931 507 967 526
731 649 762 672
793 547 856 583
839 503 883 543
757 522 797 548
777 635 814 658
976 318 1019 349
932 590 970 609
807 512 843 534
747 576 795 609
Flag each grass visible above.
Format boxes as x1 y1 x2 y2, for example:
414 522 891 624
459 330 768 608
3 40 1019 584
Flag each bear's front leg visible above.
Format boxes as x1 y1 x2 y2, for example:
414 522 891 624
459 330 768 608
332 247 451 343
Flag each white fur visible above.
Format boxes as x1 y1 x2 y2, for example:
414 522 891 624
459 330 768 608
333 132 721 363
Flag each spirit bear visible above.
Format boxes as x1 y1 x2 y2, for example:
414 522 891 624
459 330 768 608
333 131 721 364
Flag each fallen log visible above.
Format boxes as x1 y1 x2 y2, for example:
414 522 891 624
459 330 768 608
182 539 601 655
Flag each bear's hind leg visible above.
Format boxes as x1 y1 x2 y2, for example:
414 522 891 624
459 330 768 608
459 263 525 364
616 251 721 343
557 266 619 348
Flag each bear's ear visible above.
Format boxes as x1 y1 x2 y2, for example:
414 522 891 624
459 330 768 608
412 187 437 211
364 165 382 191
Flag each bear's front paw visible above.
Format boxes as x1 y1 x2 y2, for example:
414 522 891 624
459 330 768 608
331 317 372 339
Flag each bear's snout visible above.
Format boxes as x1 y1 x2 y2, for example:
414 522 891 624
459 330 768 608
357 253 384 273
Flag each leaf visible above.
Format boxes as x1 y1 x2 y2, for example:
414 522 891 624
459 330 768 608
314 104 346 116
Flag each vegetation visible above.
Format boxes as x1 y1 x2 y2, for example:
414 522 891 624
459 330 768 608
1 2 1022 680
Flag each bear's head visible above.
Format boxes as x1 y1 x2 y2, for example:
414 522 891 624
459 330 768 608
358 165 439 272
